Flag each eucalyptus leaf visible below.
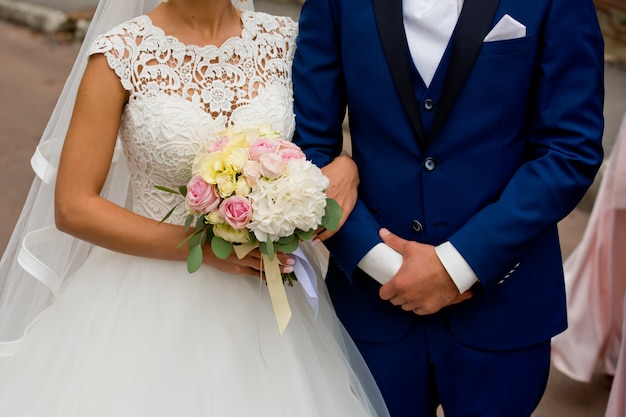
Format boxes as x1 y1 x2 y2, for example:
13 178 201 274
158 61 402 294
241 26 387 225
184 214 194 231
211 236 233 260
321 198 342 231
189 230 204 248
278 234 296 245
187 245 203 273
175 231 197 250
296 228 315 241
195 215 206 230
276 237 299 254
158 205 178 224
259 239 276 261
154 185 181 195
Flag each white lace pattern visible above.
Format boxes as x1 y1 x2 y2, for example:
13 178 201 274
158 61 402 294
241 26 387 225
88 12 296 224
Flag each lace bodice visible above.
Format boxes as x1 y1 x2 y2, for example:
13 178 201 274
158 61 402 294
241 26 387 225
88 12 297 224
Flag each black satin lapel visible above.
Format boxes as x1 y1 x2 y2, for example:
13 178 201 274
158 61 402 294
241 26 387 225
430 0 501 141
372 0 426 150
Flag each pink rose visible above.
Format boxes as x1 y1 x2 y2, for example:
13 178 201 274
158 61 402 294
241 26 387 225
185 175 220 213
207 136 228 152
219 195 253 228
278 140 306 161
243 160 261 186
279 148 306 161
259 153 286 179
249 138 279 161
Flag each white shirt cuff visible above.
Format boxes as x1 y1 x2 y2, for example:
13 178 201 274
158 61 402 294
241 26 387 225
357 243 403 285
435 241 478 294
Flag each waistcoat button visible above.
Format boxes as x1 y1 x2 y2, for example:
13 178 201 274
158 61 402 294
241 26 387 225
411 220 423 232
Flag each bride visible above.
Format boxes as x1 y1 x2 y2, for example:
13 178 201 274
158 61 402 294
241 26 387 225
0 0 390 415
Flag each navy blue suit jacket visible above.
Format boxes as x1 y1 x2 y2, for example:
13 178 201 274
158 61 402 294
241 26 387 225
292 0 604 352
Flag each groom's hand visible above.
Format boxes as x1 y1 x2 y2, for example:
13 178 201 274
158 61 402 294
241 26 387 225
378 228 473 315
315 155 359 241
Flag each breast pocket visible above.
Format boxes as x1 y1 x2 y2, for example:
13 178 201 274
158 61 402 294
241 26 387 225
479 35 533 57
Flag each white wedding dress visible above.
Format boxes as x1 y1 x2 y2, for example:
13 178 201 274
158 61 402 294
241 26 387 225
0 12 388 417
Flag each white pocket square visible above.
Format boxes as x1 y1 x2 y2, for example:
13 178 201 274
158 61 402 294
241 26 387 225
483 14 526 42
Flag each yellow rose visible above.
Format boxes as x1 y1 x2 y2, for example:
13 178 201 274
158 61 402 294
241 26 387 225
213 223 250 244
258 123 278 137
235 176 251 196
205 210 224 225
195 152 228 184
228 147 249 172
216 171 237 197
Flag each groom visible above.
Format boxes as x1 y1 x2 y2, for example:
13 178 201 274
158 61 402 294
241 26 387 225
292 0 604 416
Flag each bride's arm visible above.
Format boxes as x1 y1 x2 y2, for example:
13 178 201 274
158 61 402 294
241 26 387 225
54 54 268 276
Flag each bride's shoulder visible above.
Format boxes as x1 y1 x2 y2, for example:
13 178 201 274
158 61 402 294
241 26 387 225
88 16 155 55
244 11 297 37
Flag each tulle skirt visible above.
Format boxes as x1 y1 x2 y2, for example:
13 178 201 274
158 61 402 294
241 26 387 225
0 246 389 417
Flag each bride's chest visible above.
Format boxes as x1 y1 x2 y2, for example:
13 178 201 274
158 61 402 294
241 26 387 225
117 62 295 179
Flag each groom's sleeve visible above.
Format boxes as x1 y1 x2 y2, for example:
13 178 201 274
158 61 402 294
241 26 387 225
292 0 383 278
448 0 604 292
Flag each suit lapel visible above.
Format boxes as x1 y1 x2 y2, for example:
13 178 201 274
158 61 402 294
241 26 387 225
429 0 501 141
372 0 427 150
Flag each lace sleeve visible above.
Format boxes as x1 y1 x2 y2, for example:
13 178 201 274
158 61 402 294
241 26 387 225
87 19 143 92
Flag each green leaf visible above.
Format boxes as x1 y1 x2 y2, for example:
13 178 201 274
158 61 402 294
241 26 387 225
296 228 315 241
189 230 204 248
321 198 342 231
179 185 188 196
187 245 203 273
175 230 198 250
158 204 178 224
260 239 276 261
184 214 194 231
275 237 299 254
154 185 182 195
195 215 207 230
211 236 233 259
278 234 297 245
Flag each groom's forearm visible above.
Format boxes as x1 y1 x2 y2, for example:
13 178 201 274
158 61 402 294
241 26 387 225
323 199 382 278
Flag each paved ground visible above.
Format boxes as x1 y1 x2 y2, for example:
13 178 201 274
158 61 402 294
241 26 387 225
0 2 625 416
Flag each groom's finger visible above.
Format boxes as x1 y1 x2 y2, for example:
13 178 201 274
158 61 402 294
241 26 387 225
379 228 409 254
448 290 474 305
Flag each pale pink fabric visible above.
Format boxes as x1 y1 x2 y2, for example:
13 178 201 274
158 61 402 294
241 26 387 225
604 295 626 417
551 112 626 383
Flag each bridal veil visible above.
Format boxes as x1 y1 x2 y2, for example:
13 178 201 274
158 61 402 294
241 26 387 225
0 0 254 355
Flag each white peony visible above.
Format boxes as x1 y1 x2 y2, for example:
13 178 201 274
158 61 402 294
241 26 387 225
247 159 329 242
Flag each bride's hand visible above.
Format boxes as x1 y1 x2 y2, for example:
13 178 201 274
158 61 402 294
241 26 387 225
315 155 359 241
202 248 294 278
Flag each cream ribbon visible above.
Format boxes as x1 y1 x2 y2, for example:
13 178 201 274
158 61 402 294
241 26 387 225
234 243 292 335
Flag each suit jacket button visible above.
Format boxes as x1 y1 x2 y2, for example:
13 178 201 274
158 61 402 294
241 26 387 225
411 220 423 232
424 157 436 171
423 98 435 111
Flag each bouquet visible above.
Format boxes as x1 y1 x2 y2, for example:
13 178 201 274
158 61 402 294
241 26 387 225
157 124 341 333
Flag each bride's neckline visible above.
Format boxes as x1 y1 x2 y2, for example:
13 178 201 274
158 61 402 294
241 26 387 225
142 11 251 50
